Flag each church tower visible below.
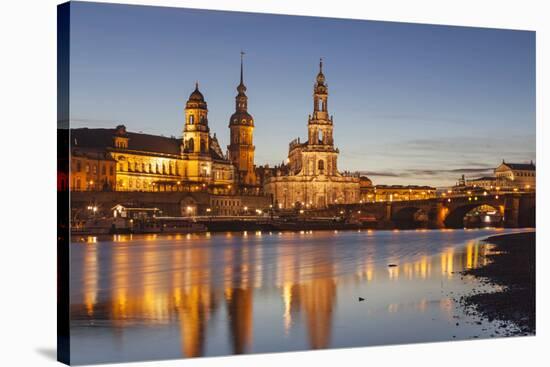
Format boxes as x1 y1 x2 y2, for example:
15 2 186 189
304 58 338 177
263 58 360 209
228 52 257 186
308 58 334 147
183 82 210 155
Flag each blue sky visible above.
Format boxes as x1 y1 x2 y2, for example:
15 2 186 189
69 1 535 187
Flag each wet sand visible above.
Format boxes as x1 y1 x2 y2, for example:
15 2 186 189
461 231 535 334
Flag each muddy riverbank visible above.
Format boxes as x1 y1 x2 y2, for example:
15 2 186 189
461 231 535 334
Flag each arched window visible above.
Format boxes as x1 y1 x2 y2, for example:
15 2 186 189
318 98 323 111
188 138 194 152
200 139 207 153
318 160 324 171
319 130 324 144
189 115 194 125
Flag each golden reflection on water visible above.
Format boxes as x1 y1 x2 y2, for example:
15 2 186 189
74 232 491 357
83 245 97 316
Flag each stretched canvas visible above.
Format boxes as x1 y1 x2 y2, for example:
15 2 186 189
57 1 536 365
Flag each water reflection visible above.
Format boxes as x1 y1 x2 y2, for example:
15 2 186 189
70 229 514 364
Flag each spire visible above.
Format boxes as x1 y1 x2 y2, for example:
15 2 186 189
237 51 247 95
240 50 244 85
316 57 326 85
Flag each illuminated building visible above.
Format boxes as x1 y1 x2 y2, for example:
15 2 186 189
71 84 237 194
264 60 361 208
362 184 437 202
454 160 536 193
494 160 536 190
228 52 258 191
464 176 497 191
70 148 116 191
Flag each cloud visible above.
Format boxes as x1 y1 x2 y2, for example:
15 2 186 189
360 166 494 179
359 171 402 177
447 167 494 173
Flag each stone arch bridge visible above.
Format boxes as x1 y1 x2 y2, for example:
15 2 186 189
326 193 535 229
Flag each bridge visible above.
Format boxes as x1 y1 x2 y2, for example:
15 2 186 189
326 192 535 229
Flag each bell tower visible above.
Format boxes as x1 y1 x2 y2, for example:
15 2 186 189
183 82 210 156
308 58 334 147
228 51 257 186
302 58 339 177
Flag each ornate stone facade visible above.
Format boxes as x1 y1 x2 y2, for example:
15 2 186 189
494 161 536 190
71 84 237 194
264 60 360 208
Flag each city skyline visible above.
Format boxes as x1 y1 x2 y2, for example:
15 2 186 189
69 2 535 187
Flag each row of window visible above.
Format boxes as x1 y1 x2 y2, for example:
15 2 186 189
213 169 234 180
73 160 114 176
118 161 179 176
72 177 113 190
184 138 208 153
188 115 206 125
212 199 241 207
515 171 535 177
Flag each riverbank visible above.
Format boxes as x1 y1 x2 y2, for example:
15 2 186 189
461 231 535 334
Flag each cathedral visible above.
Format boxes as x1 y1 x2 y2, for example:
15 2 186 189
70 56 364 210
264 60 361 209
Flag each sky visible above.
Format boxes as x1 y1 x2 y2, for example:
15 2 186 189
68 1 536 187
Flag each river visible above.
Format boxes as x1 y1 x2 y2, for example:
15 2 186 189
69 228 528 364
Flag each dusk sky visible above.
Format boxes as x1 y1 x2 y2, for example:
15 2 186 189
69 1 535 187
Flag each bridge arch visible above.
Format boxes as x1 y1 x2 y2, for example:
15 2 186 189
392 206 429 229
444 203 503 229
